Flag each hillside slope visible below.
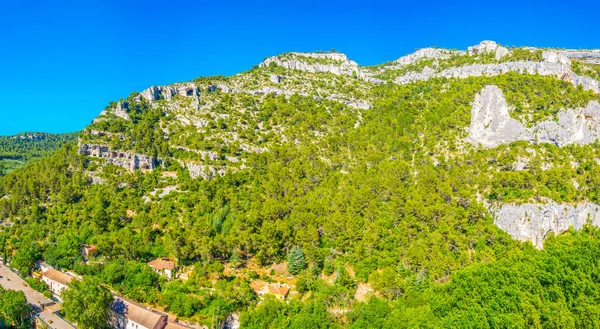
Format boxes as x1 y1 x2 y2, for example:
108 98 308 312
0 132 78 174
2 41 600 327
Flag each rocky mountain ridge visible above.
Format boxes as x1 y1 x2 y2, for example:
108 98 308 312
79 40 600 249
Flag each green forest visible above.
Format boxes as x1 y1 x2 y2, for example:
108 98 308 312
2 59 600 328
0 132 78 174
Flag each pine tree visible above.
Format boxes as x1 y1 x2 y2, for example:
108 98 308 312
230 249 240 269
287 246 306 275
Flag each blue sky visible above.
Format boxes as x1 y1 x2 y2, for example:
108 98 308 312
0 0 598 135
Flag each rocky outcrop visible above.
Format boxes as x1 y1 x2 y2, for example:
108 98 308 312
140 84 199 102
269 75 282 84
467 85 600 147
560 50 600 64
260 52 369 81
183 162 226 180
466 85 527 147
542 50 571 65
392 47 459 68
395 61 600 93
206 82 372 109
493 201 600 249
79 143 156 172
467 40 509 60
113 101 130 120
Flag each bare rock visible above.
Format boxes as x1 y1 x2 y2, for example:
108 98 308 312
466 85 527 147
495 46 510 60
79 143 156 172
112 101 129 120
493 201 600 249
141 84 199 102
269 75 282 84
542 50 571 65
392 47 458 67
260 52 369 81
466 85 600 147
395 61 599 93
468 40 499 55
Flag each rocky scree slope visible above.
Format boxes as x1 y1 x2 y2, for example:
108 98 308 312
80 41 600 249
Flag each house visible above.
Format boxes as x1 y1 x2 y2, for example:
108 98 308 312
110 296 168 329
147 259 176 280
251 281 290 300
41 268 74 299
176 266 193 282
81 244 98 259
164 322 194 329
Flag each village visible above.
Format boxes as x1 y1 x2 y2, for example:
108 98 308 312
0 244 294 329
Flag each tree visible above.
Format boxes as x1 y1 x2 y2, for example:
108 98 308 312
62 277 113 329
229 249 241 269
287 247 306 275
0 289 31 328
0 161 5 176
10 243 41 275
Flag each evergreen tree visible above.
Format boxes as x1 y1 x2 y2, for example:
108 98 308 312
230 249 241 269
287 247 306 275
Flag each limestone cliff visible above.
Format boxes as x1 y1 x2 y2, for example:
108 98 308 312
78 143 157 172
467 85 600 147
394 57 599 93
493 201 600 249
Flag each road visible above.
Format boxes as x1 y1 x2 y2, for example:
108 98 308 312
0 265 74 329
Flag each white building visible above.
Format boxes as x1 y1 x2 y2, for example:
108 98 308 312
41 268 74 299
110 296 168 329
147 259 176 280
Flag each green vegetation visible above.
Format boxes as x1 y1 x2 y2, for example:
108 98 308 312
0 288 30 329
572 59 600 80
374 47 546 82
2 50 600 328
0 132 78 174
62 277 113 329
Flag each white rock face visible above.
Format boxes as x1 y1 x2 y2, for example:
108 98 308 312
495 46 510 60
468 40 500 55
395 61 600 93
542 50 571 65
78 143 156 171
392 47 457 67
260 52 368 81
112 101 130 120
493 201 600 249
467 85 600 147
466 85 527 147
140 83 199 102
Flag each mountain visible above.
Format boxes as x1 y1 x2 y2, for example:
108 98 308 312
2 41 600 328
0 132 78 174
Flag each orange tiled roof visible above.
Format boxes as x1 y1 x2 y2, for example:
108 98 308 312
251 281 267 293
147 258 175 270
252 281 289 297
268 285 290 297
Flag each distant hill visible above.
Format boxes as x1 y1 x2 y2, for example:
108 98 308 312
0 132 78 173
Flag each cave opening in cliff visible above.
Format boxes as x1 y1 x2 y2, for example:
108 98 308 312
186 89 194 96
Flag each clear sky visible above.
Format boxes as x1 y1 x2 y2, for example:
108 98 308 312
0 0 598 135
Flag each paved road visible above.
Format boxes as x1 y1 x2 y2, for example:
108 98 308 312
0 265 74 329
